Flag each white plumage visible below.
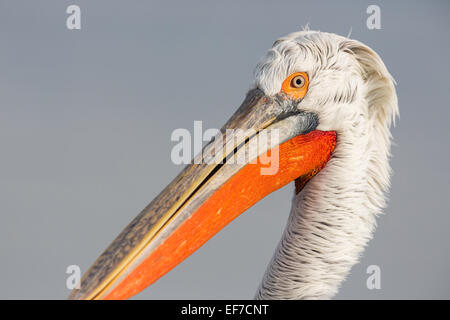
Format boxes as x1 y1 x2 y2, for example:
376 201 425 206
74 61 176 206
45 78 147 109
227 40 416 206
254 30 398 299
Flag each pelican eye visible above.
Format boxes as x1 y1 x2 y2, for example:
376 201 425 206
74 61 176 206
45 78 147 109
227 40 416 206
291 75 305 88
281 72 309 100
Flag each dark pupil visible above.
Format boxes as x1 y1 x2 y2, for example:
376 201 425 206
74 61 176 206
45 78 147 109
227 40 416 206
295 78 302 86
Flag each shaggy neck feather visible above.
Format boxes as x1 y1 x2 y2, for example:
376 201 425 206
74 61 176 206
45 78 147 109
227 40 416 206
256 110 390 299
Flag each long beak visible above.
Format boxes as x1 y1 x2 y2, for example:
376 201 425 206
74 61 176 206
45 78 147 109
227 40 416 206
69 88 336 300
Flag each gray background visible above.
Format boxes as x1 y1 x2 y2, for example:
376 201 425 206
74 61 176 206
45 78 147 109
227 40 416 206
1 0 449 299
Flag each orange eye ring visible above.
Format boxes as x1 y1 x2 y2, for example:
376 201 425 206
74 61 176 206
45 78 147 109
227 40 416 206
281 72 309 100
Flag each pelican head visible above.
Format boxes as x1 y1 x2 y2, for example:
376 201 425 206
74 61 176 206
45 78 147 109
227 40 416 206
69 30 398 300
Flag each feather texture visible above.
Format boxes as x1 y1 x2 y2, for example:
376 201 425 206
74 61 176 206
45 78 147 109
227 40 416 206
254 31 398 299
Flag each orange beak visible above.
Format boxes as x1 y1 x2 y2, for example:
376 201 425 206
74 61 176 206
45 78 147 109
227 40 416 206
69 88 336 300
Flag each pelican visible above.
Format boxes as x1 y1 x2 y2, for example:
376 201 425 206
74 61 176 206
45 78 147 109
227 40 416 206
69 30 398 300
